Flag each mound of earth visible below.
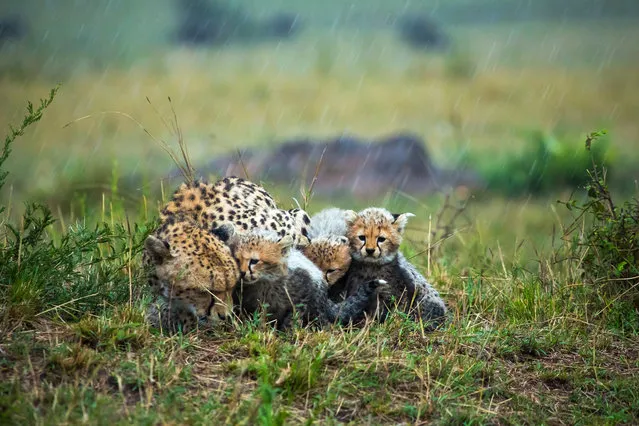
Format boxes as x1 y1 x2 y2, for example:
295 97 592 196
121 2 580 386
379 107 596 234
192 133 482 198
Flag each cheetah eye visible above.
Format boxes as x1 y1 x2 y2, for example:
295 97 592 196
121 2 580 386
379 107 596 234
358 235 366 242
326 269 336 274
377 237 386 243
249 258 259 266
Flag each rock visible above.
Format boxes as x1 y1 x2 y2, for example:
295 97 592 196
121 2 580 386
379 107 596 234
192 132 481 198
396 15 449 50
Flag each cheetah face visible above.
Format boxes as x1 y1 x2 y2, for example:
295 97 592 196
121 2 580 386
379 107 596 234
302 236 352 286
344 209 414 264
229 232 294 284
145 234 237 322
237 253 272 284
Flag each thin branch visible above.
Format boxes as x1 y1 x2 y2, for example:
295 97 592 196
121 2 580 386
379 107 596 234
300 145 327 210
236 149 251 181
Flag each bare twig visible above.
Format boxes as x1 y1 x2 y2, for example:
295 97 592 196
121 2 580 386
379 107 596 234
423 192 471 261
236 149 251 181
300 145 327 210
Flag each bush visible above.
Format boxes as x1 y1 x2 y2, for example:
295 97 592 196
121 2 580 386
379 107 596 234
483 130 609 196
0 88 152 328
560 131 639 301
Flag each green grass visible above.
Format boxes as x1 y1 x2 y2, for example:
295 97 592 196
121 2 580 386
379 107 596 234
2 189 638 424
2 274 638 424
2 87 639 425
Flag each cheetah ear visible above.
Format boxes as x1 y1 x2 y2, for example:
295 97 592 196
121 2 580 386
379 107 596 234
391 213 415 233
277 235 294 255
145 235 172 264
336 235 349 244
211 223 235 243
343 210 358 225
226 224 241 249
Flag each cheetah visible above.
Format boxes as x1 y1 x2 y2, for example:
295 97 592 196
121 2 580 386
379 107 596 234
301 235 351 287
342 207 447 330
161 176 311 247
143 214 239 333
223 226 381 330
307 207 350 239
302 207 352 300
144 176 309 332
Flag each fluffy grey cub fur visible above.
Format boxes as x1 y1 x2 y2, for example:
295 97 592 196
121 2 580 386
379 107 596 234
224 227 381 330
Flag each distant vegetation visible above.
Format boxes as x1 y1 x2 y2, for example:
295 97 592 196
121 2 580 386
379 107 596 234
433 0 639 24
480 130 611 196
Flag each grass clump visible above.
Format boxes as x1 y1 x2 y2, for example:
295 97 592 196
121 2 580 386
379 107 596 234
0 209 150 325
0 89 153 329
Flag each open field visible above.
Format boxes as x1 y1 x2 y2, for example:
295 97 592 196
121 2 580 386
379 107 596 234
1 6 639 424
1 16 639 205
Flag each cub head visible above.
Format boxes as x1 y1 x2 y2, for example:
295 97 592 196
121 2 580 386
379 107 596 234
302 235 351 286
227 229 294 284
144 222 239 322
344 208 415 264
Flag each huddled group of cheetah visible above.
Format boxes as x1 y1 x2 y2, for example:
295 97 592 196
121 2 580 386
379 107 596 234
143 176 447 333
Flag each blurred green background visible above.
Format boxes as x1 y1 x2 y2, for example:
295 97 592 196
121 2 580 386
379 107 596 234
1 0 638 214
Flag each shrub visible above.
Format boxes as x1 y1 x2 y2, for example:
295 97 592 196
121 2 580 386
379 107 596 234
0 87 59 209
0 88 152 328
560 131 639 301
483 130 609 196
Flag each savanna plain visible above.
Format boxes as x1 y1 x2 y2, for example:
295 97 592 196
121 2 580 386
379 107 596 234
1 10 639 425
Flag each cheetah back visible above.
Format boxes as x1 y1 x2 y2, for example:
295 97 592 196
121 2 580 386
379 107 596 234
161 177 311 246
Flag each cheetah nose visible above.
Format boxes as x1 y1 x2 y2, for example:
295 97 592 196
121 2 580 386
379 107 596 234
240 271 246 278
366 248 375 255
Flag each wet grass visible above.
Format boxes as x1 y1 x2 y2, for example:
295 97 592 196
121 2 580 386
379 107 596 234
2 191 638 425
3 312 638 424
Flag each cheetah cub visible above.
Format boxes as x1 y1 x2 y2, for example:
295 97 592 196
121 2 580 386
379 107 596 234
302 208 352 300
302 234 351 286
343 207 447 329
223 226 381 330
307 207 350 239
